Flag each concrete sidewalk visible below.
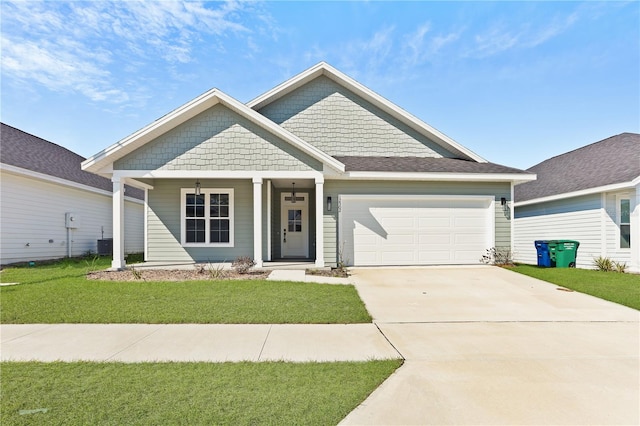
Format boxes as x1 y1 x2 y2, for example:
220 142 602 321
0 323 400 363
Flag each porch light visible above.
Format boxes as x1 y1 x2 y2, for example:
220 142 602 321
291 182 296 203
500 197 506 206
195 180 201 196
327 196 332 211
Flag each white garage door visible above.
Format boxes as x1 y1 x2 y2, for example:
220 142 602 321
339 195 494 266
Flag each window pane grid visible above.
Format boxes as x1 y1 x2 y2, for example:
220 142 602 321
184 190 232 245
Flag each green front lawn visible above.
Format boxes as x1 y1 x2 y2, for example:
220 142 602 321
0 258 371 324
1 360 402 425
510 265 640 310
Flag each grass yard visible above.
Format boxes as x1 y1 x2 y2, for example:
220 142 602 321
1 360 402 425
510 265 640 310
0 257 371 324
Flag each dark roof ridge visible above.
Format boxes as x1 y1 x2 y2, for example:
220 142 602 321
526 132 639 171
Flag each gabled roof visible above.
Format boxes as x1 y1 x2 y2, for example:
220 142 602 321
248 62 486 163
81 89 345 174
515 133 640 203
1 123 143 199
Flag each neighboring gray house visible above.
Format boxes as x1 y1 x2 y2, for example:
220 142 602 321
514 133 639 272
0 123 144 264
82 62 534 269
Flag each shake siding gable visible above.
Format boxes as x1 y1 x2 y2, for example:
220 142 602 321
257 76 454 158
114 104 322 172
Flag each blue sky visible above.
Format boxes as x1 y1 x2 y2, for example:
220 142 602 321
1 1 638 169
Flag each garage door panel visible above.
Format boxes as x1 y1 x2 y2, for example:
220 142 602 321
341 196 492 266
418 234 452 244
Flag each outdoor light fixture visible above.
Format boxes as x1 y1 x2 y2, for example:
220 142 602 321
195 180 201 196
327 196 332 211
501 197 507 206
291 182 296 203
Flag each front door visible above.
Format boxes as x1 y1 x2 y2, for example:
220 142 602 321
281 192 308 258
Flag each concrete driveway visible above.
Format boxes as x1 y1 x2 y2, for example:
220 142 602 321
341 266 639 426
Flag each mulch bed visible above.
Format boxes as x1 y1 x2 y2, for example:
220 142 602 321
87 269 270 282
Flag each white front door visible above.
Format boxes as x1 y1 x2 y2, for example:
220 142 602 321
281 192 309 258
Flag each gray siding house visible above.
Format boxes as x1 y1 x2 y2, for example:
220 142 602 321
82 63 534 269
514 133 639 272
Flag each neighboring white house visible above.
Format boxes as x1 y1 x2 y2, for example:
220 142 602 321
514 133 640 272
0 123 144 265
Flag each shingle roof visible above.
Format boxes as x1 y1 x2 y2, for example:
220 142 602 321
515 133 640 203
1 123 144 200
334 156 531 175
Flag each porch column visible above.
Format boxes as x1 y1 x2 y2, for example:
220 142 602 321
112 177 126 270
253 177 263 268
315 177 324 267
631 184 640 273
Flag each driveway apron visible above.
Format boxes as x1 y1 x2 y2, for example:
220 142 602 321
341 266 639 426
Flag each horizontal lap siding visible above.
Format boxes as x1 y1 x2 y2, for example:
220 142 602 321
514 194 601 268
146 179 253 262
323 180 510 266
0 172 143 264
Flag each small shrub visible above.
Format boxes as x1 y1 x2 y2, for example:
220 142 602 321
232 256 256 274
336 241 350 273
480 247 514 266
593 256 614 272
130 266 143 280
84 255 101 273
195 263 226 279
613 261 627 273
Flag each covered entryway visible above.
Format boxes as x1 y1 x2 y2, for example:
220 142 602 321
280 192 309 258
339 195 494 266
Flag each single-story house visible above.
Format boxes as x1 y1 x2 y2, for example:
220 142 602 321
81 62 535 270
0 123 144 265
514 133 639 272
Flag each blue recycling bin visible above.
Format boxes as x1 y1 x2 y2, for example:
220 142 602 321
534 240 554 267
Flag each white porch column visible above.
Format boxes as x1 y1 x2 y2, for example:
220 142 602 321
315 177 325 267
630 184 640 273
112 177 126 270
253 177 263 268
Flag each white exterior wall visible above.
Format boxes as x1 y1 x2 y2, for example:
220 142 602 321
513 194 602 269
515 189 639 271
0 171 144 265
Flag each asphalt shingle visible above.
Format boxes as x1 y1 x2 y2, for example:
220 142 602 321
334 155 531 174
514 133 640 202
1 123 143 200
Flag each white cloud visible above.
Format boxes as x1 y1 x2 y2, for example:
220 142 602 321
0 0 269 105
468 11 579 58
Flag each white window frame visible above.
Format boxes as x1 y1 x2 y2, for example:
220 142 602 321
617 194 631 250
180 188 234 247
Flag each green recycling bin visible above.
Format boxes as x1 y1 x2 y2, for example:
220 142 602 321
548 240 580 268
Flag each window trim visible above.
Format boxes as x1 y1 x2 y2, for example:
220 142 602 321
617 195 631 250
180 188 234 247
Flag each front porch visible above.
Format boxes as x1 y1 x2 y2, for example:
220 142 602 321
110 173 327 270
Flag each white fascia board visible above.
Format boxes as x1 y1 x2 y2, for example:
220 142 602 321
248 62 486 163
82 88 222 173
342 171 536 183
515 180 638 207
0 163 144 204
112 170 324 180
